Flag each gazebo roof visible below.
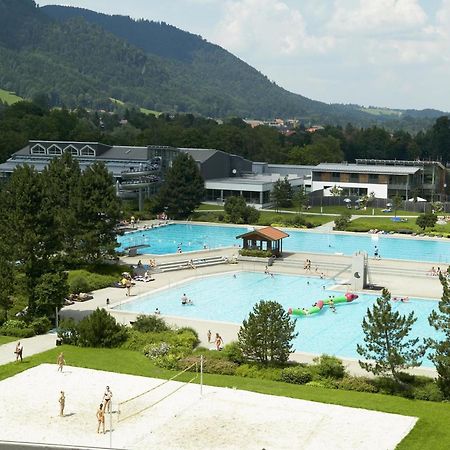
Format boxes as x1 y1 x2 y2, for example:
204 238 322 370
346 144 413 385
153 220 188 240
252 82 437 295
236 226 289 241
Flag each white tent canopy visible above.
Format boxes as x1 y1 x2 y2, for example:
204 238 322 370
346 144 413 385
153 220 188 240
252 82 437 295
408 197 427 202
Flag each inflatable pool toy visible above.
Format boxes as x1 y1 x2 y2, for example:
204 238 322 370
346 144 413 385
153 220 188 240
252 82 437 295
288 293 358 316
323 293 358 305
288 300 324 316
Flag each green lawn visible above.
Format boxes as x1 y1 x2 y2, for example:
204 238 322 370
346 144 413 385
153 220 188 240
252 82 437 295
272 205 418 216
196 203 225 211
347 217 450 236
0 345 449 449
0 88 23 105
140 107 161 116
0 335 16 345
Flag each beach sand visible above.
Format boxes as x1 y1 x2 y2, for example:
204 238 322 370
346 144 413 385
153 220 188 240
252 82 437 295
0 364 417 449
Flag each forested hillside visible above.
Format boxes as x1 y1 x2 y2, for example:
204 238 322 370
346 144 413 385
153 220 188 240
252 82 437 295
0 0 445 128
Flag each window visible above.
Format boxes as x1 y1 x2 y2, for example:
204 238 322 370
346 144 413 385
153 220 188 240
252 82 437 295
48 145 62 155
65 145 78 156
31 144 46 154
80 145 95 157
369 174 378 182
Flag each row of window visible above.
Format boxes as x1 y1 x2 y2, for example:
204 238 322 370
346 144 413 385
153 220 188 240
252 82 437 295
30 144 95 157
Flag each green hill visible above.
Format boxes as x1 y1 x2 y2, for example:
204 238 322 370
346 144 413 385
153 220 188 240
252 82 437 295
0 0 446 127
0 88 23 105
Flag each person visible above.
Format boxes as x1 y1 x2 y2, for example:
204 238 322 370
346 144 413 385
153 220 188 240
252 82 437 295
59 391 65 417
106 298 110 306
96 403 105 434
400 297 409 303
264 265 269 274
137 260 142 267
154 308 161 315
301 308 310 315
374 246 380 259
207 329 212 343
103 386 113 413
57 352 65 372
233 274 237 279
215 333 224 351
125 282 132 296
329 299 336 313
189 259 196 269
181 293 188 305
15 342 23 362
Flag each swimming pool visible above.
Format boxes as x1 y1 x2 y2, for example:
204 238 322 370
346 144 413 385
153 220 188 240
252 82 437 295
114 272 440 367
117 223 450 263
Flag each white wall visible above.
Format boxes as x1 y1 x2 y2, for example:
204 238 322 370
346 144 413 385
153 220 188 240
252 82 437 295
311 181 388 198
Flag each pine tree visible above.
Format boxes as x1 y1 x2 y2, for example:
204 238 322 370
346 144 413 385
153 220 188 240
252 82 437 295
270 176 293 211
238 300 298 364
157 153 204 219
357 288 424 381
428 274 450 398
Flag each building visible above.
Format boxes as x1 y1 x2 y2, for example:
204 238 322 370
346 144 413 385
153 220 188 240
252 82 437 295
311 163 422 199
0 140 308 209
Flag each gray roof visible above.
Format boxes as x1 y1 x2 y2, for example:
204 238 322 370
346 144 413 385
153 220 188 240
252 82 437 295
98 146 149 161
179 148 219 163
314 163 420 175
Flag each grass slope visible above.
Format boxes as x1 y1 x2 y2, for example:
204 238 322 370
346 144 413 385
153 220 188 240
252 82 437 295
0 88 23 104
1 345 449 449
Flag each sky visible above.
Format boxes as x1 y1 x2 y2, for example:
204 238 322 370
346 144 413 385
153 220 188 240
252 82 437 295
36 0 450 112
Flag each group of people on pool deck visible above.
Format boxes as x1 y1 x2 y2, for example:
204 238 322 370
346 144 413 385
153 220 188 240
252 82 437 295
181 293 194 305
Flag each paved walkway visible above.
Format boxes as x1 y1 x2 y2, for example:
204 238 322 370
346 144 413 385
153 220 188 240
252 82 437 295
0 332 57 366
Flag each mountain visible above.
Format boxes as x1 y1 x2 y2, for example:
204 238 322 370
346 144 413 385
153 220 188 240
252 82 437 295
0 0 446 127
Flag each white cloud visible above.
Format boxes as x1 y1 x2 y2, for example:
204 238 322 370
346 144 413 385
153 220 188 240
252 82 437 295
329 0 427 36
213 0 334 57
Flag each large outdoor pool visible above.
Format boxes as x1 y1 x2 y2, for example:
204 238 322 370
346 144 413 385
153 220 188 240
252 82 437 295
117 223 450 263
114 272 440 367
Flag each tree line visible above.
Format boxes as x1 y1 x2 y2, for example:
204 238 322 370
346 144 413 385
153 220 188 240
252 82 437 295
1 101 450 168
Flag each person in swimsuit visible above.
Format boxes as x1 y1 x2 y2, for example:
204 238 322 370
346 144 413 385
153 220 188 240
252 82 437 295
59 391 65 417
103 386 112 413
15 342 23 362
215 333 224 351
57 352 65 372
96 403 105 434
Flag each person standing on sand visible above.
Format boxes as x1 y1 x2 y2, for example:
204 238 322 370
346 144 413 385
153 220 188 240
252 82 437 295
57 352 65 372
103 386 113 413
59 391 65 417
215 333 224 351
96 403 105 434
207 330 211 343
15 342 23 362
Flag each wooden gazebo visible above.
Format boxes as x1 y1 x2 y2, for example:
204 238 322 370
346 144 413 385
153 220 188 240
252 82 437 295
236 226 289 257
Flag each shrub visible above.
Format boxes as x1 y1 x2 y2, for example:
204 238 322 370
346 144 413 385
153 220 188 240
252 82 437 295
412 383 443 402
57 318 79 345
235 364 282 381
77 308 128 348
144 342 171 359
30 316 52 334
176 327 200 347
0 319 35 338
280 366 313 385
312 354 346 380
177 355 238 375
239 249 273 258
337 376 379 393
287 215 306 228
334 212 351 231
69 275 90 294
132 314 170 333
223 341 245 364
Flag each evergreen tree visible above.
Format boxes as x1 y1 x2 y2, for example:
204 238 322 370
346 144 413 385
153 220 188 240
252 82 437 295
0 165 57 314
427 274 450 398
0 250 14 323
416 212 438 231
293 186 308 214
357 288 424 381
157 152 204 219
238 300 298 364
34 271 69 319
76 162 121 262
270 176 293 211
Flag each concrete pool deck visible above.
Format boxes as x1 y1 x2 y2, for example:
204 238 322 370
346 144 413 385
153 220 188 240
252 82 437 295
60 245 442 377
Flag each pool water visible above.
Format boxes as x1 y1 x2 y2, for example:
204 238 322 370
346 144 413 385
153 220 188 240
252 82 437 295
114 272 439 367
117 223 450 263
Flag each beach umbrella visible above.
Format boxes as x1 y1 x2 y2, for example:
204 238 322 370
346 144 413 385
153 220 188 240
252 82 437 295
343 198 351 203
386 202 392 207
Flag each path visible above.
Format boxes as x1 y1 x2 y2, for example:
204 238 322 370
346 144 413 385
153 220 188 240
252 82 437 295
0 332 57 366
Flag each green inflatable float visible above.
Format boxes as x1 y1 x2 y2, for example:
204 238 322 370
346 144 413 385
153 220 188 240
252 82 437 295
288 293 358 316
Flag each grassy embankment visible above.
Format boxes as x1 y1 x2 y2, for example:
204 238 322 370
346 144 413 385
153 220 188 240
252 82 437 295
270 204 418 216
0 335 16 345
0 345 449 450
0 88 23 105
347 217 450 236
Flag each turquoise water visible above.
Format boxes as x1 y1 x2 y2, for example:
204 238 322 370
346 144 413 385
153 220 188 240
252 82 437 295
117 223 450 263
114 272 439 367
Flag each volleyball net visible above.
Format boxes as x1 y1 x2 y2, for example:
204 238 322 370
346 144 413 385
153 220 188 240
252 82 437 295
117 361 201 423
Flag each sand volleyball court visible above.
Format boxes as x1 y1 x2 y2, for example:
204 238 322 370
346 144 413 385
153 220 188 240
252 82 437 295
0 364 416 449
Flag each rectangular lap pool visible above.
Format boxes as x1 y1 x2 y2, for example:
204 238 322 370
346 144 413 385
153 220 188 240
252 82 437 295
117 223 450 263
114 272 440 367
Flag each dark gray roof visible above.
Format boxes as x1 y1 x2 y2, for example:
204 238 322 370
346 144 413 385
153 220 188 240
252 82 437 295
314 163 420 175
178 148 219 163
98 146 149 161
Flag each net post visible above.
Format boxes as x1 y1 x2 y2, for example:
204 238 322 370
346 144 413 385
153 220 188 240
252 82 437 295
200 355 203 396
109 402 113 449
